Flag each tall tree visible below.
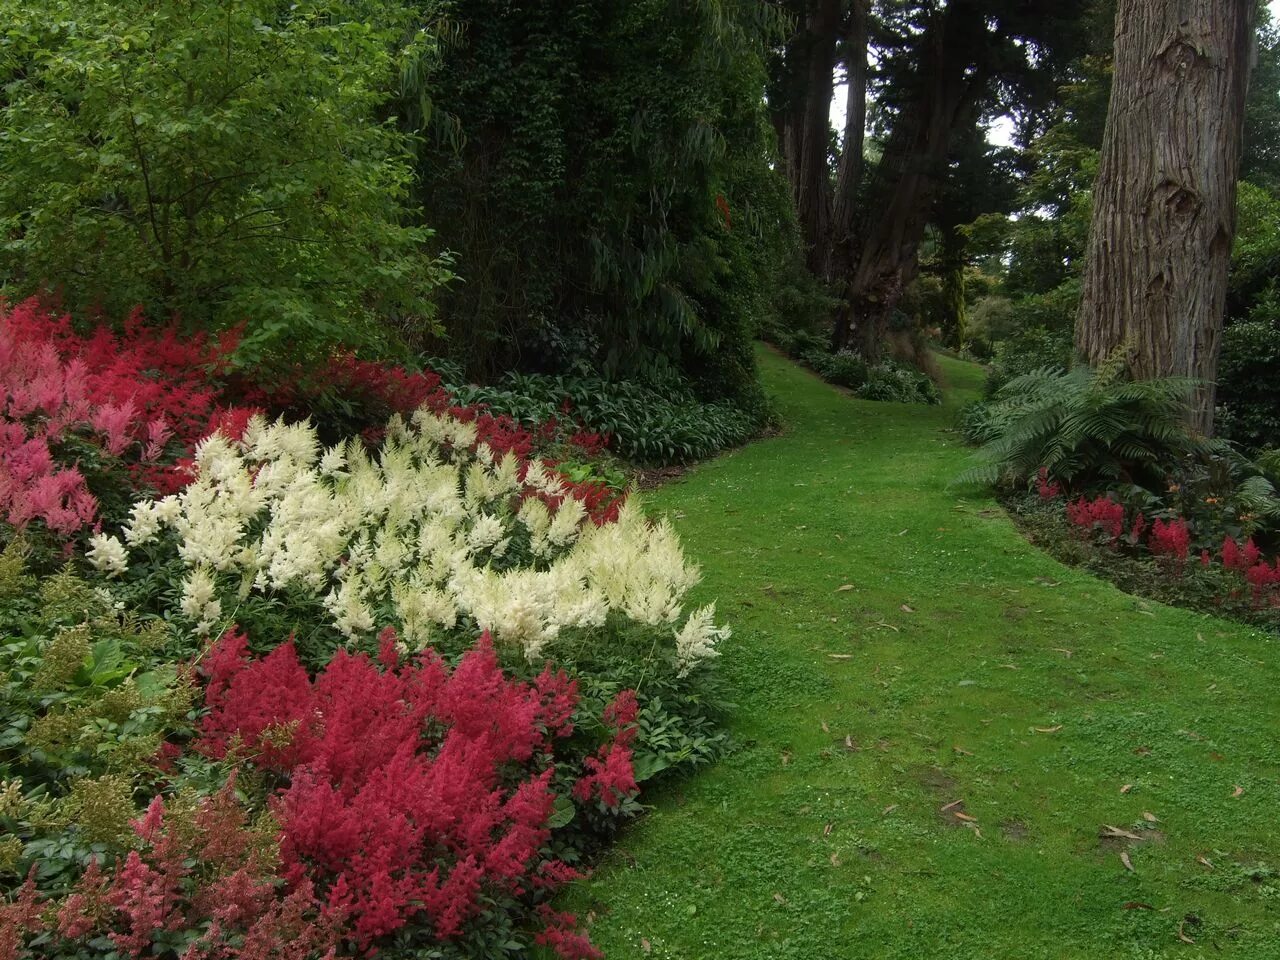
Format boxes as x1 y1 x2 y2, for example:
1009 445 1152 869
1075 0 1257 435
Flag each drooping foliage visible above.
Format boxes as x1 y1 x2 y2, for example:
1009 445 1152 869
412 0 808 407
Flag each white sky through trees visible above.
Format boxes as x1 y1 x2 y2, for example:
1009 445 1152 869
830 1 1280 149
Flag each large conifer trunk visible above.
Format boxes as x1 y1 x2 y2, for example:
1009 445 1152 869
1075 0 1255 435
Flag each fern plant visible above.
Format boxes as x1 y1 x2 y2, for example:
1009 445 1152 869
958 362 1206 490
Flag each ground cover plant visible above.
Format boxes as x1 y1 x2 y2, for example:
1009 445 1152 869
0 303 732 959
560 347 1280 958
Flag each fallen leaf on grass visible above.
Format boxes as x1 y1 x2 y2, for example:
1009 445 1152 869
823 822 833 837
641 939 652 954
1177 921 1195 944
1122 902 1154 911
1000 663 1020 671
954 812 977 823
828 653 855 660
1120 851 1134 872
882 804 898 816
1142 812 1159 823
836 584 855 592
1033 725 1063 734
772 892 787 906
1101 825 1143 841
896 529 909 537
1233 785 1244 797
874 620 900 632
900 604 915 613
962 821 982 839
1053 648 1074 658
1196 856 1213 869
941 799 965 812
1120 784 1133 794
820 721 830 733
953 745 974 756
844 735 858 751
830 853 841 866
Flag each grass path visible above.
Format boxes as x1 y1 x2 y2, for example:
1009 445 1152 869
566 347 1280 959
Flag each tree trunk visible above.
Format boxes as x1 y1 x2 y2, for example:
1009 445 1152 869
793 0 841 275
832 0 987 357
939 223 967 348
826 0 869 282
1075 0 1256 435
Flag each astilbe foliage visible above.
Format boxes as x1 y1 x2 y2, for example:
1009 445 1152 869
197 628 619 953
1 783 339 960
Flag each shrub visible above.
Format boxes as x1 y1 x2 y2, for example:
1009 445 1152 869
959 362 1206 491
0 0 448 362
450 374 761 465
1216 309 1280 453
983 324 1074 397
856 361 942 405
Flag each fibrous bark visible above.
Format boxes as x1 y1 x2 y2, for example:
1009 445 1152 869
1075 0 1256 435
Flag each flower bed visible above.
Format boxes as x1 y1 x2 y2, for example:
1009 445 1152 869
0 301 730 958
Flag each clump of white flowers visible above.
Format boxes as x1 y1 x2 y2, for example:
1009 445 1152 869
114 410 726 672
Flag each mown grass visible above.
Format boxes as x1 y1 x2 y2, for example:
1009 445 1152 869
561 346 1280 959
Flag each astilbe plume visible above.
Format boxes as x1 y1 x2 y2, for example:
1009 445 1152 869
1066 495 1126 541
1221 536 1262 573
1148 517 1191 572
0 298 255 536
197 628 615 953
9 783 339 960
1035 466 1061 500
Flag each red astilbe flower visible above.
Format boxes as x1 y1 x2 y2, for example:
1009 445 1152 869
574 689 641 808
46 783 338 960
1066 495 1125 541
1246 559 1280 606
1222 535 1262 573
1148 517 1191 572
0 298 257 532
0 868 44 960
1035 466 1061 501
196 630 615 955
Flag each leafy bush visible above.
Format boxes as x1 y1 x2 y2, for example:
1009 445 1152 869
857 361 942 405
1216 307 1280 453
451 374 761 465
0 547 198 890
0 0 448 362
959 363 1206 491
983 324 1074 396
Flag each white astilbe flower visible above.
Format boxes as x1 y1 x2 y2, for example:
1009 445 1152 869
674 603 730 676
123 501 162 546
318 444 348 478
111 403 724 660
324 573 375 638
179 566 221 635
517 498 553 556
87 534 128 577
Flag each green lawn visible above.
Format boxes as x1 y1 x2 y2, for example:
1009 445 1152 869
564 347 1280 959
